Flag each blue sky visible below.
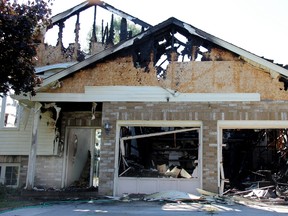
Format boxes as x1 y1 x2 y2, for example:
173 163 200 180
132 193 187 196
50 0 288 65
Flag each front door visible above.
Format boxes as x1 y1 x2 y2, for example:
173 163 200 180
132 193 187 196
65 127 101 187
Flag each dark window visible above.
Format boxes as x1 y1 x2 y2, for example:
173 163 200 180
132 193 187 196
5 166 19 186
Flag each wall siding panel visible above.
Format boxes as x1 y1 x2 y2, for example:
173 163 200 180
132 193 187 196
0 110 55 155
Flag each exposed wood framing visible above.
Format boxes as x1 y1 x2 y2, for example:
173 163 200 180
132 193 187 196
51 1 151 29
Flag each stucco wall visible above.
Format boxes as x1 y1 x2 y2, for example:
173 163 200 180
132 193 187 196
99 101 288 195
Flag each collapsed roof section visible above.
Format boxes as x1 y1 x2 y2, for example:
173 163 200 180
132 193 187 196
51 1 151 29
35 1 151 67
39 16 288 91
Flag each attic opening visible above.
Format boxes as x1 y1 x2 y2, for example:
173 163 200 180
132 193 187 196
221 128 288 197
132 27 235 80
279 77 288 91
118 126 200 179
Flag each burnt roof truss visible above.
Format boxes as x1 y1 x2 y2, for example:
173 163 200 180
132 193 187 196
130 25 221 80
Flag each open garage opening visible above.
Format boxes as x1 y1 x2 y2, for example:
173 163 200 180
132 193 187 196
220 122 288 197
119 126 200 178
114 121 203 195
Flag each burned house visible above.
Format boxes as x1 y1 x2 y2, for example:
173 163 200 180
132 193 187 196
1 1 288 197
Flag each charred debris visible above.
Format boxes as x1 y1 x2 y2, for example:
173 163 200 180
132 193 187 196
119 126 200 179
222 128 288 202
118 126 288 203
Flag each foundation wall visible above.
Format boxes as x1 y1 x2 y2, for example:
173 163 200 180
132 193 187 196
99 100 288 195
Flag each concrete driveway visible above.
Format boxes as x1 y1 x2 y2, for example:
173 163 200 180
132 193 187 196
1 199 288 216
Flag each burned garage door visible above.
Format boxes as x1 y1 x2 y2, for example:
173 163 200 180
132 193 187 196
219 121 288 197
115 121 202 196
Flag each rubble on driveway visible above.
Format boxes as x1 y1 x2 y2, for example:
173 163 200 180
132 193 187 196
108 187 288 209
143 190 202 202
102 189 288 214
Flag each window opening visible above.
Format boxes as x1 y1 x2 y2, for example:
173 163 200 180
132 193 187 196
119 126 199 179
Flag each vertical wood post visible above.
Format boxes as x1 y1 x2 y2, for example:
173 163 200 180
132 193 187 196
25 102 42 189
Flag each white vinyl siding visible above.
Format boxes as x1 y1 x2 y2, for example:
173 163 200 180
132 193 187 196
0 109 56 155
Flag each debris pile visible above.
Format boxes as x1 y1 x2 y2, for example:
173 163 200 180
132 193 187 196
112 188 288 210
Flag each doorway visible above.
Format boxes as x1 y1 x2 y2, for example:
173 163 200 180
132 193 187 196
64 127 101 188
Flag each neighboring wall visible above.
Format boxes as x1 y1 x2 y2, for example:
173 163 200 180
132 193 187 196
99 101 288 195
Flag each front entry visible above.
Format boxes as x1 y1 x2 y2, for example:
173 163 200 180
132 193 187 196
64 127 101 187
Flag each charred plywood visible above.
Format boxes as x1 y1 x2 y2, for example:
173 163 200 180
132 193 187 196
44 53 288 101
165 61 288 100
35 43 85 66
36 1 151 67
44 56 162 93
201 47 239 61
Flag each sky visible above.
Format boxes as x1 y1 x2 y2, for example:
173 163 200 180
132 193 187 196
49 0 288 65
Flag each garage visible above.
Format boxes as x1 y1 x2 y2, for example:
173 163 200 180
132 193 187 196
114 121 202 196
218 121 288 196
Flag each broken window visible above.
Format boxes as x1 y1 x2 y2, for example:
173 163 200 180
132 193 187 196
118 126 199 179
221 129 288 195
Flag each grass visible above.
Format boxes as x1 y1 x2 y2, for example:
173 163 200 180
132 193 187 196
0 184 40 212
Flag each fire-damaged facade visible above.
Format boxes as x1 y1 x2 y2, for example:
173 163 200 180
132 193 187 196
1 1 288 198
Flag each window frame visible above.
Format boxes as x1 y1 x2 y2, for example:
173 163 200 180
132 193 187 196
0 95 20 130
0 163 20 187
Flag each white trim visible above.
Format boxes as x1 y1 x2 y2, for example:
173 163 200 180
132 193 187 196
113 120 203 196
218 120 288 129
16 86 260 102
